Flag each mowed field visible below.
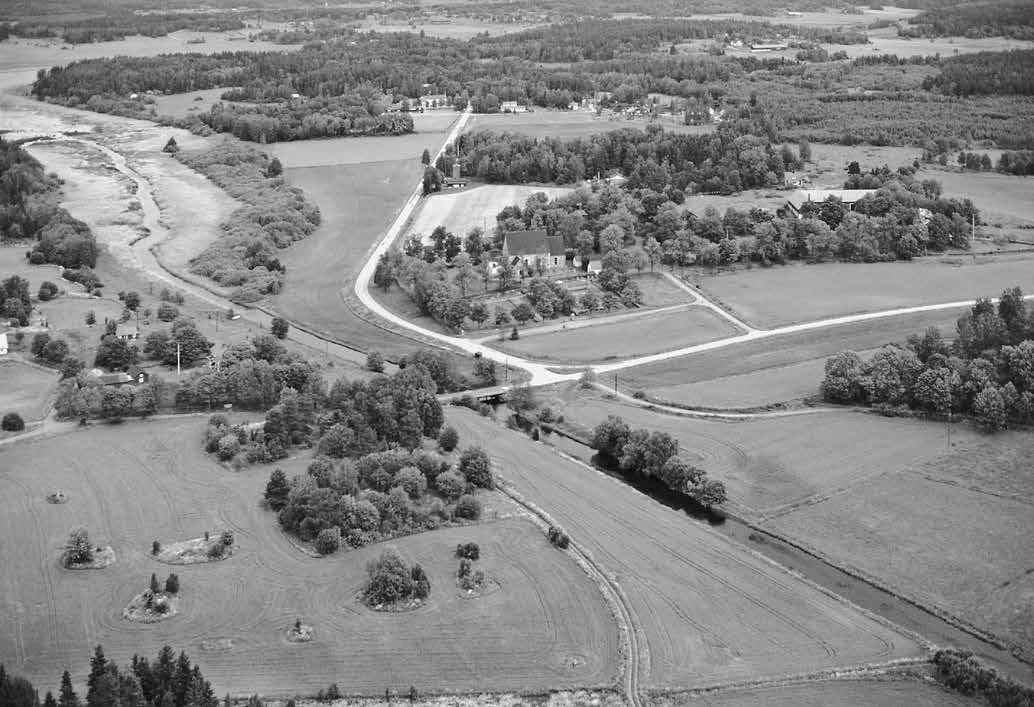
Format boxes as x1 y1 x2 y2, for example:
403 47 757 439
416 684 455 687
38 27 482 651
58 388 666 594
493 307 740 363
657 676 977 706
769 433 1034 659
266 112 457 168
932 168 1034 238
271 160 435 356
696 253 1034 328
464 111 715 140
0 359 58 422
448 409 921 690
556 392 986 520
0 418 618 696
407 184 572 241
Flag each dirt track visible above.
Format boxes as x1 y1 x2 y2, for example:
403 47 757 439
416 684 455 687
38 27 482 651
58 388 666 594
447 409 924 691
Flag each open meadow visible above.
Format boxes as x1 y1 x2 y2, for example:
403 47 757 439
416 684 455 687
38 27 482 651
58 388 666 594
694 253 1034 329
493 307 740 364
657 675 976 706
554 390 986 521
769 433 1034 660
447 408 922 690
611 308 964 407
930 167 1034 241
266 112 457 168
0 359 58 422
0 417 618 697
407 184 572 242
356 17 542 40
464 111 715 140
271 160 437 357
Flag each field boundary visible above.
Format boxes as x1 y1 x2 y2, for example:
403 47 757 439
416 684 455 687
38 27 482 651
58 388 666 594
494 476 641 707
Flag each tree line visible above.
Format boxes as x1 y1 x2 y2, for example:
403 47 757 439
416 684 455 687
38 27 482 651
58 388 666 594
10 11 245 44
822 287 1034 432
904 0 1034 41
1 138 98 269
591 415 727 507
922 49 1034 97
0 644 218 707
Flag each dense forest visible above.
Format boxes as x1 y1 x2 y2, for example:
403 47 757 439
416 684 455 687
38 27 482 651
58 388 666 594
440 123 786 192
922 50 1034 97
823 287 1034 432
0 644 218 707
10 11 245 43
904 0 1034 40
0 138 97 268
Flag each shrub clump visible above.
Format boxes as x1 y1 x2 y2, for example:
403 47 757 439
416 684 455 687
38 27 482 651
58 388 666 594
455 542 480 560
362 548 429 608
547 525 570 549
314 526 341 555
1 412 25 431
934 648 1034 706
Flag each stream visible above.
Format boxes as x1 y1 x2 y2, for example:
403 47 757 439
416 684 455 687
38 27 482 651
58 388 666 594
539 427 1034 685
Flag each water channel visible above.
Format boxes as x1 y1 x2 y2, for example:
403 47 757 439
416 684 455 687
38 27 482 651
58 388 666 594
537 426 1034 685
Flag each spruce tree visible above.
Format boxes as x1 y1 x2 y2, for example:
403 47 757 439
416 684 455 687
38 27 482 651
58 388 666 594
58 670 80 707
86 646 107 695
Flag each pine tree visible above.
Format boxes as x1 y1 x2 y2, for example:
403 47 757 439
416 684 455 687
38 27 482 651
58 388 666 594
58 670 80 707
150 573 160 594
87 646 107 695
44 692 58 707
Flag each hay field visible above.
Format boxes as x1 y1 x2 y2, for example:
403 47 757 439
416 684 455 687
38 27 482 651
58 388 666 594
448 409 921 690
0 359 58 422
613 308 963 405
271 161 436 357
356 18 541 40
0 418 618 697
931 168 1034 238
408 185 572 241
492 307 739 363
696 253 1034 328
266 114 456 168
769 433 1034 658
464 111 715 140
557 392 985 521
806 144 922 188
657 676 975 706
0 247 73 297
153 88 228 120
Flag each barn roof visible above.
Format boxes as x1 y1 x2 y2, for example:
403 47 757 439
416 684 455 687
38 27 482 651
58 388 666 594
505 229 549 256
786 189 877 211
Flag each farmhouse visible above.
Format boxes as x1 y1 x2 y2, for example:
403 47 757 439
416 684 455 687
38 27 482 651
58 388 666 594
500 101 527 113
750 41 789 52
786 188 877 217
115 323 140 341
419 94 448 110
502 229 565 270
127 366 151 385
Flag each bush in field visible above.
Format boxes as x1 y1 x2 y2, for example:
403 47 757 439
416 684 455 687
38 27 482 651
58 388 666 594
152 540 160 555
264 468 290 510
65 527 93 565
458 446 493 489
221 530 234 547
270 316 289 339
156 302 179 322
455 542 480 560
366 350 385 372
1 412 25 431
363 548 422 606
410 564 430 599
547 525 570 549
437 425 459 452
453 494 481 520
164 573 179 594
458 558 471 579
314 527 341 555
37 280 59 301
435 469 466 500
934 648 1034 705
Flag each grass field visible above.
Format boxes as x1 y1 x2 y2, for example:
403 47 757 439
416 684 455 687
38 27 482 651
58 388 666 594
695 253 1034 328
0 359 58 422
266 117 455 169
271 160 440 357
0 247 75 298
463 111 716 140
614 308 963 405
657 676 976 706
769 433 1034 659
556 391 986 521
356 18 541 40
0 418 618 696
493 307 739 363
448 408 921 690
807 144 922 188
407 185 572 241
930 167 1034 240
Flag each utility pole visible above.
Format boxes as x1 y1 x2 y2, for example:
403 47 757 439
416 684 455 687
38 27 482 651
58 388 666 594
614 372 618 397
177 341 181 379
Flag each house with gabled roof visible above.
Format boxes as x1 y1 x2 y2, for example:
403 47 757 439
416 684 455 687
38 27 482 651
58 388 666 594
501 229 566 270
